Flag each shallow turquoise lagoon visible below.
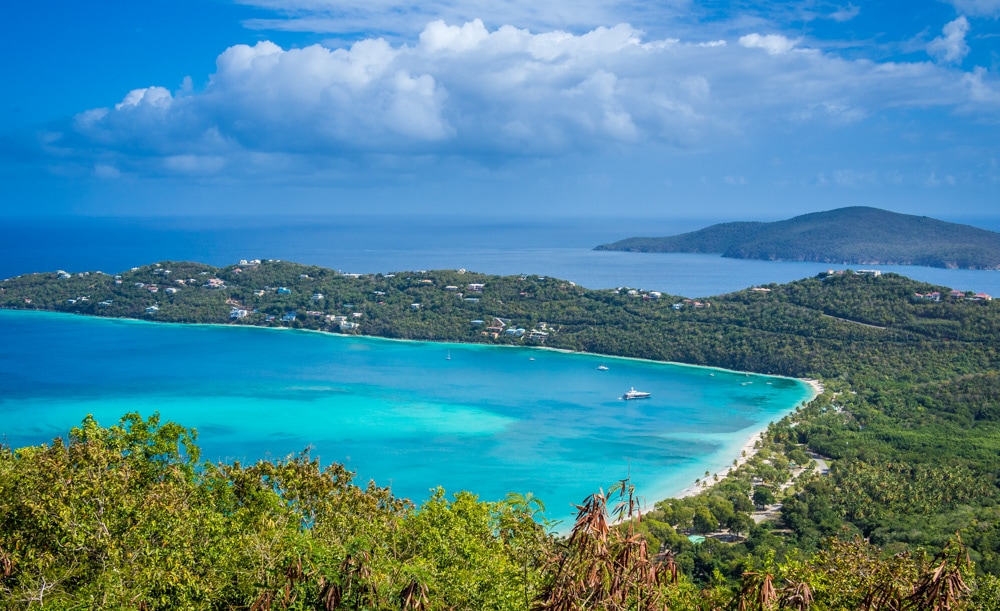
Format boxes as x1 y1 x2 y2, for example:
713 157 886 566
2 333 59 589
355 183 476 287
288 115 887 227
0 309 814 523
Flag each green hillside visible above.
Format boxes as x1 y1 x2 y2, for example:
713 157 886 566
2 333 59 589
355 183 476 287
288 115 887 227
595 207 1000 270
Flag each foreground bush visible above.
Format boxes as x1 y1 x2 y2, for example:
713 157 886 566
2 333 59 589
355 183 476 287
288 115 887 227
0 414 992 610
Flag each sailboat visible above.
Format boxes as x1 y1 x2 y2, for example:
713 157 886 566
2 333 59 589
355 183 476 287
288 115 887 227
446 349 451 361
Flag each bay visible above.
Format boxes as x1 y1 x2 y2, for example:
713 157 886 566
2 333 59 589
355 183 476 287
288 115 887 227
0 309 813 523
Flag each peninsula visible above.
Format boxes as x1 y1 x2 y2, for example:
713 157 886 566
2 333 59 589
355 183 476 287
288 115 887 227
594 206 1000 270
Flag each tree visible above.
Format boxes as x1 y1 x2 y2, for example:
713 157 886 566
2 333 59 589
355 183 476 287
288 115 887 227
693 506 719 534
727 513 754 539
753 487 776 510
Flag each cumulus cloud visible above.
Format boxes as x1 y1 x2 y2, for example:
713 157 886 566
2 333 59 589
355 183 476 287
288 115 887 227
928 17 970 64
738 33 798 54
964 66 1000 102
43 19 1000 179
115 86 173 111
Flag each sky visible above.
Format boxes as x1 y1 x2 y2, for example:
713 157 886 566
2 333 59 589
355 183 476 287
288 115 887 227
2 0 999 220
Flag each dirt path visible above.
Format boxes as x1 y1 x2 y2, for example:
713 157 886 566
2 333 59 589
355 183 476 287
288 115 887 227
821 314 886 330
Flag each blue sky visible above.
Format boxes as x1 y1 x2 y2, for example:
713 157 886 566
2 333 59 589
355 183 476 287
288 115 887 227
2 0 999 220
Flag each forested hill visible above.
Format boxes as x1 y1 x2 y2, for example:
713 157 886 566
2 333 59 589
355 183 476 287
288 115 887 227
594 206 1000 270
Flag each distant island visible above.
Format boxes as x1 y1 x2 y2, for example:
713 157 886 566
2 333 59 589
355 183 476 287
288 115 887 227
594 206 1000 270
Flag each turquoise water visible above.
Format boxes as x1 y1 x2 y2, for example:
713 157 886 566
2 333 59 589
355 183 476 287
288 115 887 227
0 309 813 522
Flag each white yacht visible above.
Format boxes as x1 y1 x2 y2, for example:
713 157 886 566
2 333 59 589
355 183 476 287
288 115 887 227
623 387 651 400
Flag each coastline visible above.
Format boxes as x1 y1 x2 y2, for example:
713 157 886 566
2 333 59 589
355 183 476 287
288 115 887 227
670 377 823 501
0 307 815 382
2 307 825 517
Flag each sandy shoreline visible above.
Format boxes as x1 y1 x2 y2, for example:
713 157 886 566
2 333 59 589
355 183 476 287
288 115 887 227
671 377 824 500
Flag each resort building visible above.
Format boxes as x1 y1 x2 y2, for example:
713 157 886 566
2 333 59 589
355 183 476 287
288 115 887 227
526 329 549 342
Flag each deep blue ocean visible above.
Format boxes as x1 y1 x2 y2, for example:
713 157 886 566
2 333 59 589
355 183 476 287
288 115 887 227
4 215 1000 296
1 215 997 522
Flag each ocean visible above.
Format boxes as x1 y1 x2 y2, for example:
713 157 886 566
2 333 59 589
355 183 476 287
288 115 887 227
4 215 1000 297
0 309 812 524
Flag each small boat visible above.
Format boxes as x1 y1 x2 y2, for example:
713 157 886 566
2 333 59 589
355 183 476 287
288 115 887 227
597 363 609 371
529 357 535 361
446 350 451 361
623 387 651 400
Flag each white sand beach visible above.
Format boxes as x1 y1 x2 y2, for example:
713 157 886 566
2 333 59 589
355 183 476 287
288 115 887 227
671 377 824 500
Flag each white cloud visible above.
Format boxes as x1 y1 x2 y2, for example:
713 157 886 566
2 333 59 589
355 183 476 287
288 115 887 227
792 101 868 124
115 86 173 111
964 66 1000 102
884 170 903 184
828 4 861 22
832 169 876 187
947 0 1000 17
46 19 1000 179
928 17 970 64
738 33 798 55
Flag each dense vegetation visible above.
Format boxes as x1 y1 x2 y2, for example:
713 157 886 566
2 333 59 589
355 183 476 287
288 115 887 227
0 414 995 609
3 259 1000 608
594 206 1000 270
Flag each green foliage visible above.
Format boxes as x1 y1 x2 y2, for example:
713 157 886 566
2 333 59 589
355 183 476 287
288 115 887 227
1 415 996 609
0 413 547 610
753 487 776 509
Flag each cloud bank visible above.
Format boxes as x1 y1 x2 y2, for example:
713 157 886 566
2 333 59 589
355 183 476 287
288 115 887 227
48 19 1000 179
